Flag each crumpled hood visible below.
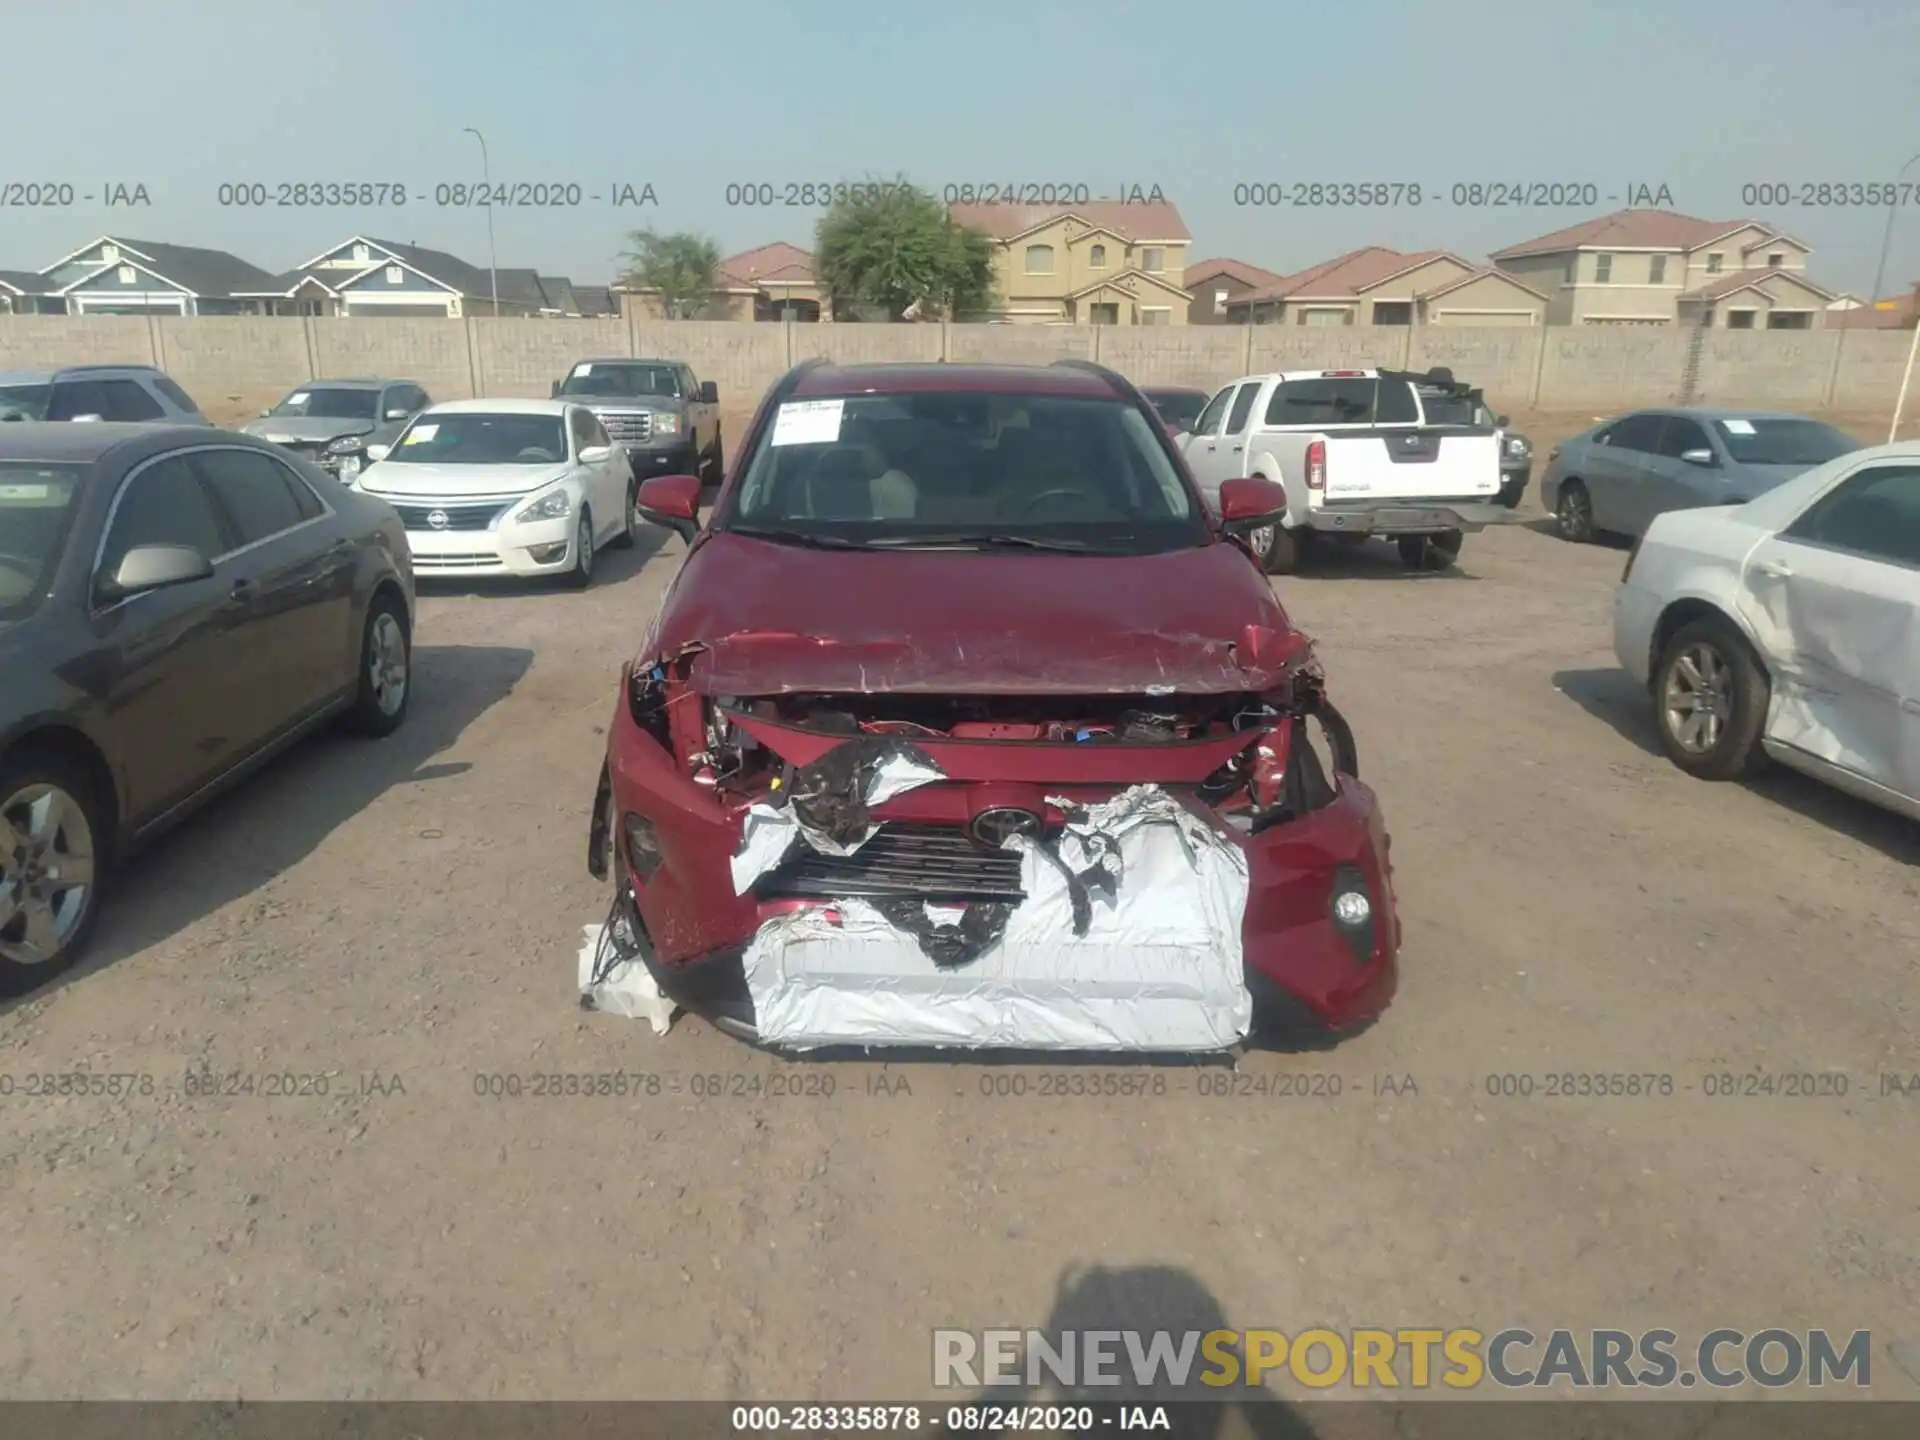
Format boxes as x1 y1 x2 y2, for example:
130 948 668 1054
648 533 1310 694
244 416 373 445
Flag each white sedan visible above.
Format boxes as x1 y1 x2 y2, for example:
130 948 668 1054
1613 442 1919 821
355 398 637 587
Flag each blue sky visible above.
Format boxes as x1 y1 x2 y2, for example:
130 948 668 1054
4 0 1920 295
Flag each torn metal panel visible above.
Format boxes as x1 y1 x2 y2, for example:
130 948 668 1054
744 783 1253 1052
731 742 947 893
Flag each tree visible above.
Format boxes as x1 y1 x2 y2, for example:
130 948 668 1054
617 230 721 319
815 177 996 321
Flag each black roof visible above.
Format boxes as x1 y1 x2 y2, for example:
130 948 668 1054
0 268 48 295
84 238 280 297
0 422 241 467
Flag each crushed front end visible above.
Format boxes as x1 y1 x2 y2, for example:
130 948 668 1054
588 639 1399 1052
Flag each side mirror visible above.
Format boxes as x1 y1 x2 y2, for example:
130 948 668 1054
550 381 562 398
635 473 702 542
578 444 613 463
1217 475 1289 530
698 381 718 404
365 443 390 463
1680 448 1717 467
1496 413 1511 427
100 543 213 601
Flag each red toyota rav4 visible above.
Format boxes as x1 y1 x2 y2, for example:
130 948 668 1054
587 359 1399 1053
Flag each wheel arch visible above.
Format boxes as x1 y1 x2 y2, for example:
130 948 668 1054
0 721 122 857
1649 595 1766 687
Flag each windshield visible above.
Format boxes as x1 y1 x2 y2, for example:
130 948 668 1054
557 363 681 399
718 391 1206 555
383 413 568 465
0 383 53 422
0 462 85 618
1713 418 1859 466
269 387 381 420
1147 392 1207 432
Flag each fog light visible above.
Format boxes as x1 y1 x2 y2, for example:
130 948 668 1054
622 812 663 879
1332 890 1371 926
528 542 568 564
1329 863 1377 962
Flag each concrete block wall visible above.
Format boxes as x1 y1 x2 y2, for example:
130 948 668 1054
1 316 1915 415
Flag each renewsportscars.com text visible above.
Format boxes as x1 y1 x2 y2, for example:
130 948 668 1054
933 1327 1872 1390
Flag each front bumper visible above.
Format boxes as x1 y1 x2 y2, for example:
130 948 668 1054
402 512 582 578
1304 499 1515 537
624 440 698 478
597 700 1401 1049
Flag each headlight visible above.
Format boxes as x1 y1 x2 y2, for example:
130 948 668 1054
514 487 574 523
1505 436 1531 458
651 413 680 436
325 434 366 455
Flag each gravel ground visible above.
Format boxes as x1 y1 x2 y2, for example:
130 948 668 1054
2 444 1917 1405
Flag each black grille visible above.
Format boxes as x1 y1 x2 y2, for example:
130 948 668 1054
754 824 1026 903
392 502 507 532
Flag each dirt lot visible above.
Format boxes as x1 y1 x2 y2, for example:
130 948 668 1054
3 414 1918 1405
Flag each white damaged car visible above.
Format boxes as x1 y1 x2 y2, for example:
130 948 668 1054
356 398 638 587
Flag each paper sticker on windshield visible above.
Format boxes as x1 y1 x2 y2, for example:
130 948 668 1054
572 364 593 377
771 399 844 447
287 392 309 405
402 423 438 445
0 483 51 500
1723 418 1756 434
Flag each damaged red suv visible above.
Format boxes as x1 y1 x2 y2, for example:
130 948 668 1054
587 359 1400 1053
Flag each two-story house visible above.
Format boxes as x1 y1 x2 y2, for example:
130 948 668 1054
234 235 575 317
1490 210 1838 329
949 202 1193 324
26 236 282 316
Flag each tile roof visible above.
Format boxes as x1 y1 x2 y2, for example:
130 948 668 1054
1238 247 1464 302
1679 267 1835 302
949 201 1191 243
1489 210 1771 259
718 242 817 288
1183 257 1285 289
70 237 280 296
571 285 618 317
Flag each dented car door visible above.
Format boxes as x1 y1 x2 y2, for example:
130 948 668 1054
1736 461 1920 799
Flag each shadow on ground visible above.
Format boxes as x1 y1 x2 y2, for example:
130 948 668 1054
1553 666 1919 864
412 525 672 600
2 643 534 1011
937 1262 1319 1439
1274 536 1483 582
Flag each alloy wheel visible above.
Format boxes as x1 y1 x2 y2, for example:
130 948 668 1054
369 612 409 718
1558 486 1592 540
0 783 96 967
1247 525 1275 562
578 513 595 577
1662 641 1732 754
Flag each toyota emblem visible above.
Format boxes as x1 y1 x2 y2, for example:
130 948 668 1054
969 807 1043 849
427 509 450 529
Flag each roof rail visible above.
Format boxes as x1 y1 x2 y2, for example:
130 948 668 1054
54 362 160 375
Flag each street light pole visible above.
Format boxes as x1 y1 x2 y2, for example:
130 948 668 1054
1837 150 1920 416
464 127 500 317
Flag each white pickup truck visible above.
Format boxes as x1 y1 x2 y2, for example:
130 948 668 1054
1181 367 1514 572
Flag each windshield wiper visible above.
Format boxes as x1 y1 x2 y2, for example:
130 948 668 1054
724 524 873 550
861 532 1105 553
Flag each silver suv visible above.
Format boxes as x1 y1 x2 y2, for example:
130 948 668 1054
0 365 210 426
552 358 723 489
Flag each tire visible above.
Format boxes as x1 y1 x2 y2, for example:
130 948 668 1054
1497 474 1528 509
0 746 106 992
610 479 638 549
1262 525 1302 575
1556 479 1595 542
707 428 724 484
345 591 412 737
562 507 597 590
1397 531 1462 571
1652 617 1770 781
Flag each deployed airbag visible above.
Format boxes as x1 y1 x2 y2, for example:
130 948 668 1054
743 785 1254 1051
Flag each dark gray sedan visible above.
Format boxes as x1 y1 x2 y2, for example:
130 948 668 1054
1541 407 1862 541
0 423 415 989
241 378 433 484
